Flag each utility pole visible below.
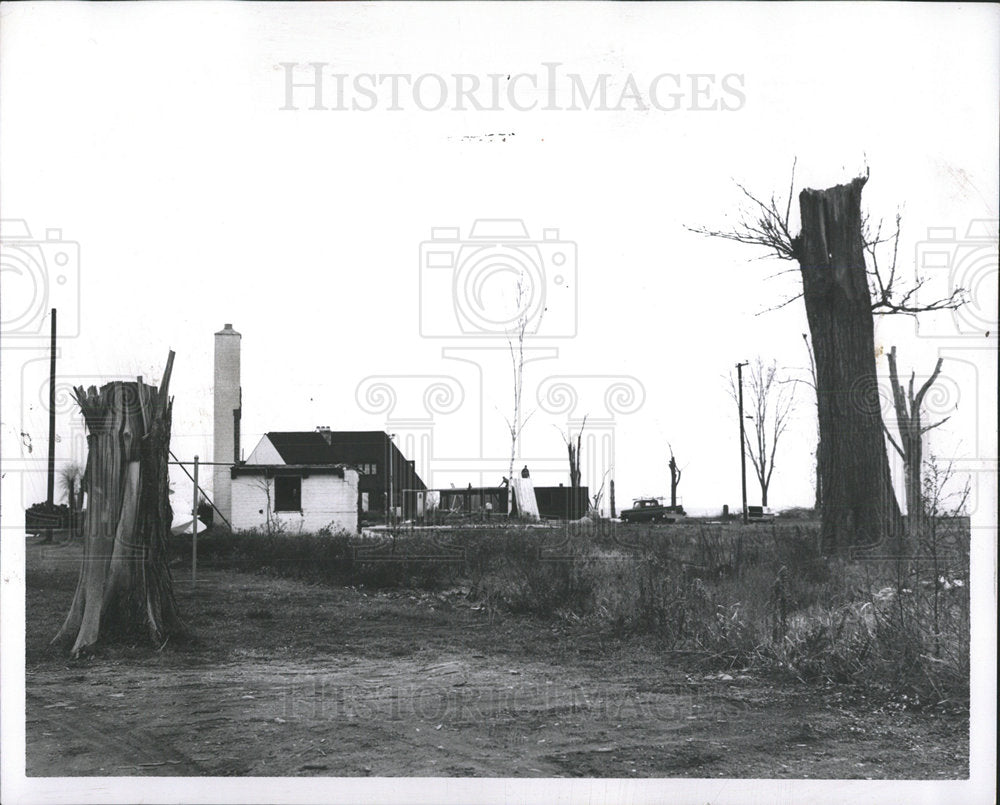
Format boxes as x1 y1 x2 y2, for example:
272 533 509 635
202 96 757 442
192 455 199 584
736 360 749 525
43 308 58 544
388 433 396 528
47 308 57 506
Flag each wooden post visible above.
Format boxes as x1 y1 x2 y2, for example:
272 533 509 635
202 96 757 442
737 361 749 524
609 479 616 519
192 455 199 584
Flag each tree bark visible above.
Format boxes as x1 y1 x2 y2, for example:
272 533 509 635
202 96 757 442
814 439 822 512
53 353 183 656
668 449 682 509
796 178 902 552
565 417 586 492
568 441 580 489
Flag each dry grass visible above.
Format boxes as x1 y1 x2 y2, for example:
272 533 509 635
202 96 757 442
173 518 969 707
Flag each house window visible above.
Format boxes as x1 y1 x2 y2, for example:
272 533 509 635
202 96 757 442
274 476 301 512
358 463 377 476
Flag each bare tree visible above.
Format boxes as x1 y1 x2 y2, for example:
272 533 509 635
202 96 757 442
252 476 287 536
667 443 683 511
54 354 183 656
728 358 795 507
58 461 83 505
884 346 949 534
558 415 588 492
691 165 964 552
58 461 84 539
590 467 612 516
504 273 535 514
255 476 274 532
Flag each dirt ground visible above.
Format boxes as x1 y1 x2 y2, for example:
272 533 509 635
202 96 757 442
25 539 968 778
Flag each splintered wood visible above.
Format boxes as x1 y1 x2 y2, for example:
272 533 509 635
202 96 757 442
53 351 183 656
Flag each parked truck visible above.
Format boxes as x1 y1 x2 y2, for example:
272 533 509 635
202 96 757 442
619 497 684 524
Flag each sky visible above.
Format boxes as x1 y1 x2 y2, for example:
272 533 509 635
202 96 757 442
2 2 997 523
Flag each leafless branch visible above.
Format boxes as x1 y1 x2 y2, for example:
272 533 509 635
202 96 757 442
883 422 904 458
755 292 804 316
913 357 945 413
865 213 968 314
920 416 951 435
687 161 800 262
691 164 969 317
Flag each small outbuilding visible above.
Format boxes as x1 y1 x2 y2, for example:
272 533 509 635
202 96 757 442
231 433 360 534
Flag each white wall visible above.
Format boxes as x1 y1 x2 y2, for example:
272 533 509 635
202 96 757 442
230 469 358 534
245 435 284 465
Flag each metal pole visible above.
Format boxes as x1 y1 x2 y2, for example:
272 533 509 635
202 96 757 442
388 434 395 528
192 455 199 583
737 361 749 525
46 308 57 506
168 451 232 530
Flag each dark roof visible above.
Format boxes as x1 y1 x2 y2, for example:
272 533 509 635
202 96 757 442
265 431 389 465
232 463 348 479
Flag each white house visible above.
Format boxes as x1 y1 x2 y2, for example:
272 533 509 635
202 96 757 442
230 433 359 534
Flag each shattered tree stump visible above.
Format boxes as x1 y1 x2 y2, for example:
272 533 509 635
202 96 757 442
797 178 903 552
53 351 183 656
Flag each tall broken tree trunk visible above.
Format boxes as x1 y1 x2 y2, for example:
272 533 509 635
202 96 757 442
668 444 682 509
884 346 947 537
53 352 183 656
796 178 903 553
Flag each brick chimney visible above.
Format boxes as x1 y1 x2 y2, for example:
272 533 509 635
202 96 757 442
214 323 241 524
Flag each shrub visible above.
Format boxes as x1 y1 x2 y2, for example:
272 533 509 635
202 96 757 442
171 518 968 704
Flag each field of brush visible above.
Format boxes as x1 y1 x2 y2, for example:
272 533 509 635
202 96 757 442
26 518 970 778
167 517 971 705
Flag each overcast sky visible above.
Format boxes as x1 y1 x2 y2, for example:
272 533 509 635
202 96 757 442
2 3 997 520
